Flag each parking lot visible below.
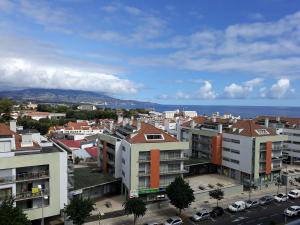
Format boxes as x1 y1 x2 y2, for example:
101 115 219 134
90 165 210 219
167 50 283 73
179 198 300 225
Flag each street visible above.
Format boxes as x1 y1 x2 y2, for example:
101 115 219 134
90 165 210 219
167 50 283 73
87 197 300 225
179 199 300 225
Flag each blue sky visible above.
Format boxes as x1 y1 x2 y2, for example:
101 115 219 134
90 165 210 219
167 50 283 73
0 0 300 106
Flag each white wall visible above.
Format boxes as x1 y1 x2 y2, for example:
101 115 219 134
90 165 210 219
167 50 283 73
59 151 68 207
222 133 253 174
114 141 122 178
120 140 131 190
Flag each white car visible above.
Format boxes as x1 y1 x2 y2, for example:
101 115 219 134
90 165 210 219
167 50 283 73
191 210 210 222
288 189 300 199
274 193 288 202
284 206 300 217
228 201 246 212
143 222 160 225
164 216 183 225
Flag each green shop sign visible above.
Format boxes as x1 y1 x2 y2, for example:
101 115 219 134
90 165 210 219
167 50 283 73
138 188 159 195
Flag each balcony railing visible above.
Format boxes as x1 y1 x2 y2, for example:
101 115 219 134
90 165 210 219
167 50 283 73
273 145 283 151
138 157 150 162
160 169 188 175
15 190 49 201
138 171 150 176
0 176 14 185
16 171 49 182
160 156 188 161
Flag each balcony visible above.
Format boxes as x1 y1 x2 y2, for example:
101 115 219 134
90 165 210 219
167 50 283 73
16 171 49 182
138 157 150 163
160 156 188 162
160 169 188 175
107 147 115 155
273 145 283 151
138 171 150 176
0 176 14 185
15 190 49 201
107 158 115 165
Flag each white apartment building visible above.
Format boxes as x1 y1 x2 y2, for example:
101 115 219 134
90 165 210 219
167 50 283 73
0 121 68 221
98 122 189 201
257 116 300 163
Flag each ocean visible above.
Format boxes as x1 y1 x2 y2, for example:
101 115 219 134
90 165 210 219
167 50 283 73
153 105 300 118
108 104 300 118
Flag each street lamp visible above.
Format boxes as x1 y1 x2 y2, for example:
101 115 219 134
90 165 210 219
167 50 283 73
38 185 48 225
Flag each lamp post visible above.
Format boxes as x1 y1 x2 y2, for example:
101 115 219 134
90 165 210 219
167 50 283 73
38 185 48 225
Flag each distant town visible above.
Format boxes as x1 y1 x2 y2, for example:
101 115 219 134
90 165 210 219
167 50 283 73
0 98 300 225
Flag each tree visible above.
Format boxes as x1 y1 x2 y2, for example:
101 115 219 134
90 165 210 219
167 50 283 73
275 177 282 194
0 196 31 225
65 196 95 225
0 98 14 122
209 189 224 207
123 197 147 225
166 176 195 215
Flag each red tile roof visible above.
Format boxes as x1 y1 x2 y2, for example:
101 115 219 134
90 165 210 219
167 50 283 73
256 116 300 126
128 122 178 144
26 112 49 116
85 146 98 158
56 139 82 148
231 120 276 137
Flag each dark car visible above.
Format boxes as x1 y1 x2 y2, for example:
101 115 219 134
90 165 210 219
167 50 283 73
210 207 224 218
259 195 274 205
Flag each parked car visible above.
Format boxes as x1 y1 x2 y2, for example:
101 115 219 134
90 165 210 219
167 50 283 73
288 189 300 199
245 200 259 208
284 206 300 217
274 193 288 202
210 207 224 217
191 210 210 222
164 217 183 225
259 195 274 205
143 222 161 225
228 201 246 212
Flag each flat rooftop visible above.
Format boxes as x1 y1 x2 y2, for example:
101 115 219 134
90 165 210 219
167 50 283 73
74 167 118 190
186 174 239 193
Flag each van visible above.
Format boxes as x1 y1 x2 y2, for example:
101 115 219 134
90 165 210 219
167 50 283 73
228 201 246 212
288 189 300 199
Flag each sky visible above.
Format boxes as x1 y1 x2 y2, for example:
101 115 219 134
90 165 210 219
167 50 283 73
0 0 300 106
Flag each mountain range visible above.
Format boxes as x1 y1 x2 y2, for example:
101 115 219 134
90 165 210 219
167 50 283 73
0 88 157 108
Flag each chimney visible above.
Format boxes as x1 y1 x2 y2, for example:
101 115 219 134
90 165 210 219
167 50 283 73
264 117 269 128
21 134 33 147
191 120 196 129
212 117 216 123
10 120 17 132
218 124 223 133
276 116 281 122
117 114 123 124
137 120 142 130
109 121 113 131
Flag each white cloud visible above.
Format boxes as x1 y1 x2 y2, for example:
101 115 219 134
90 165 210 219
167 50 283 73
176 91 191 100
223 78 263 98
248 13 265 20
196 81 217 99
223 83 246 98
0 0 13 12
264 79 291 99
0 57 138 94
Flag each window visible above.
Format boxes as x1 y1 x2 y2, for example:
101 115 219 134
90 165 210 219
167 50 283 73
231 159 240 164
231 149 240 154
223 147 230 152
223 157 230 162
122 158 125 164
122 146 126 151
122 170 125 177
255 129 270 135
232 139 240 144
145 134 164 141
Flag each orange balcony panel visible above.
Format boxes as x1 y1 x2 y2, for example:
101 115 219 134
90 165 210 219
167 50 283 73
150 149 160 188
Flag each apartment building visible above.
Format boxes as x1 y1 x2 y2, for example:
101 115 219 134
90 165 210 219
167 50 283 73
257 116 300 163
0 121 68 221
23 112 66 121
221 120 287 186
98 121 189 201
179 117 288 186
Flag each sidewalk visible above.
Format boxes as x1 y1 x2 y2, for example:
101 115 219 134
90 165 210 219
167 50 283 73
85 184 296 225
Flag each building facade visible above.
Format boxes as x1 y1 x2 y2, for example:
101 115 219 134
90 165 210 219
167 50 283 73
0 122 68 221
